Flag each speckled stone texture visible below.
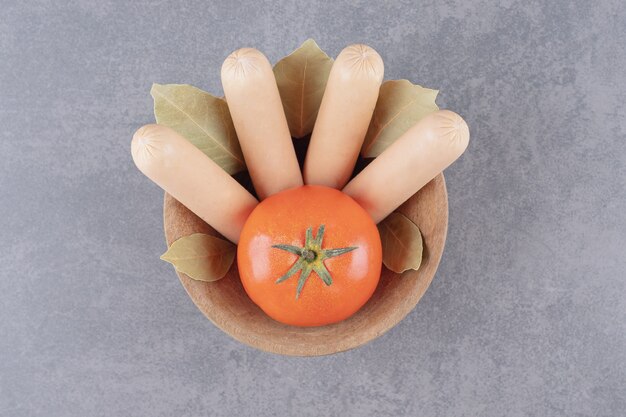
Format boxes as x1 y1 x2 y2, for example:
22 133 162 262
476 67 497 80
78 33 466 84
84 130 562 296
1 1 624 416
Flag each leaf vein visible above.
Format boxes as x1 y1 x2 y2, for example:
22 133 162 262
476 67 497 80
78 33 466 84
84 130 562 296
154 87 244 165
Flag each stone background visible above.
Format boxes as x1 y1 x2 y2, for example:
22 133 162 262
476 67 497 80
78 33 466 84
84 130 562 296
1 0 624 415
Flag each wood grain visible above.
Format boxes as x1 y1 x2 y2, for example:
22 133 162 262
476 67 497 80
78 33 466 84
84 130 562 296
163 173 448 356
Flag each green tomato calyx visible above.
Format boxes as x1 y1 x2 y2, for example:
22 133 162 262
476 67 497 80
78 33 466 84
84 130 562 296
272 225 357 299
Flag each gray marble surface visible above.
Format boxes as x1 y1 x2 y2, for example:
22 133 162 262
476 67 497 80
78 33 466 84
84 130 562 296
1 1 625 416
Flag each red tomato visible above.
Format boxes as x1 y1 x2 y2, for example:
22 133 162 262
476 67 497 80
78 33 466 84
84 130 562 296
237 185 382 327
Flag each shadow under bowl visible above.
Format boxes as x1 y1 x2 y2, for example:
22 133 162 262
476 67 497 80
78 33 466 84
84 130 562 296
163 173 448 356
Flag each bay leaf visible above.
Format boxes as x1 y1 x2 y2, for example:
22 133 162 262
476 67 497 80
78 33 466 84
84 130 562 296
273 39 334 138
378 212 423 273
151 83 245 174
361 80 439 158
160 233 236 282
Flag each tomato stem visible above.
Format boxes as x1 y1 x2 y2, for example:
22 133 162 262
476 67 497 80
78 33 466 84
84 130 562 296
272 225 358 299
302 249 316 261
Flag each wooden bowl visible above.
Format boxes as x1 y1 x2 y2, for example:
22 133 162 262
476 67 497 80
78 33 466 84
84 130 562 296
163 174 448 356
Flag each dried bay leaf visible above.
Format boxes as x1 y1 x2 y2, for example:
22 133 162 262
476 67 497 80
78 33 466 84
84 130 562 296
378 212 423 274
361 80 439 158
151 83 245 174
160 233 236 282
273 39 334 138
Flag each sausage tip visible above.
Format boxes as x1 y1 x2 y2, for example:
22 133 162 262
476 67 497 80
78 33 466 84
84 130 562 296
221 47 268 81
131 124 170 171
433 110 470 152
337 44 384 82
